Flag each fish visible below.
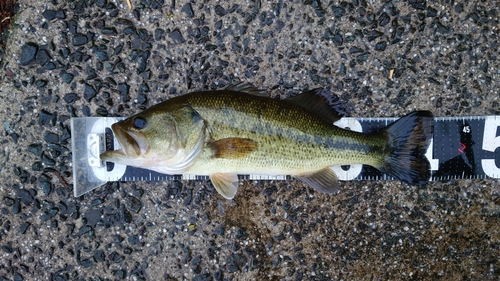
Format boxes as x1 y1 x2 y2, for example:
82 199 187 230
100 83 434 199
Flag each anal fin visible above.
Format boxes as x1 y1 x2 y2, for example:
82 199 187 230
296 167 340 194
210 173 239 199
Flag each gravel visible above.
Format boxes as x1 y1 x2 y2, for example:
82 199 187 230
0 0 499 280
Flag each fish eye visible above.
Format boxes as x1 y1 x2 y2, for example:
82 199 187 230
132 116 148 129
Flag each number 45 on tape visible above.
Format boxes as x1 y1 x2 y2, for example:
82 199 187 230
71 115 500 197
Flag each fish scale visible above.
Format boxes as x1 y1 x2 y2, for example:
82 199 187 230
179 91 385 176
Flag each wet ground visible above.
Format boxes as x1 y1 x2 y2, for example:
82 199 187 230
0 0 499 280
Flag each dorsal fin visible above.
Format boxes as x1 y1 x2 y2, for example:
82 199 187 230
287 88 346 124
226 83 268 96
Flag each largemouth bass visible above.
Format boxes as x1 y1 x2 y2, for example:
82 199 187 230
101 83 434 199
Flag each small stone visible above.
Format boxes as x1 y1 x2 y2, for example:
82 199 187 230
86 66 96 79
60 126 71 143
115 18 133 25
123 26 135 35
93 19 105 29
169 29 185 44
3 196 14 206
44 62 56 70
154 28 165 41
42 153 56 166
124 196 142 213
13 272 24 281
72 33 88 46
80 258 93 268
31 162 43 171
113 269 126 279
409 0 426 10
331 31 343 46
39 180 52 195
182 3 194 18
193 273 211 281
39 110 57 126
19 222 30 234
92 250 105 263
349 46 364 54
96 0 107 8
55 10 66 19
10 133 19 142
42 10 57 20
118 83 130 102
20 43 39 65
35 80 48 87
102 27 117 35
292 232 302 242
375 41 387 51
215 5 227 16
36 49 52 65
28 143 43 156
436 21 450 33
83 83 97 101
331 6 345 18
82 105 91 116
60 70 75 84
139 82 149 92
95 50 108 61
67 19 77 34
108 251 125 263
17 189 35 205
95 106 108 116
44 132 59 143
12 199 21 214
378 12 390 26
59 47 70 59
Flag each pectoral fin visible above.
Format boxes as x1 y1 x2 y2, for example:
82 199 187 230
208 138 258 159
210 173 239 199
296 167 340 194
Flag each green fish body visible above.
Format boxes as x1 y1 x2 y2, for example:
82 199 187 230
101 84 434 199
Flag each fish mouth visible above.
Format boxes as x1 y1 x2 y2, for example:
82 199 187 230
100 123 149 162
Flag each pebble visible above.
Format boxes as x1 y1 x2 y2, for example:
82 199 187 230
169 29 185 44
375 41 387 51
83 83 97 101
19 42 38 65
35 49 52 65
39 180 52 196
42 10 57 21
102 27 117 36
43 132 59 143
72 33 88 46
182 3 194 18
60 70 74 84
215 5 227 16
39 109 57 126
28 143 43 156
19 222 31 234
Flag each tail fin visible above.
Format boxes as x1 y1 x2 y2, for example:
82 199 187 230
378 111 434 185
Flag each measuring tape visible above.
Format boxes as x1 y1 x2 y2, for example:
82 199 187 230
71 116 500 197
